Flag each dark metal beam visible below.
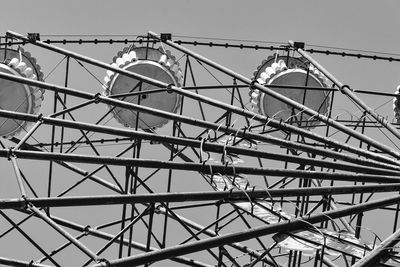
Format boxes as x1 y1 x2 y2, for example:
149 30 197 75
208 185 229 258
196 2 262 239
0 257 52 267
91 193 400 266
2 149 400 183
2 110 399 173
2 184 400 209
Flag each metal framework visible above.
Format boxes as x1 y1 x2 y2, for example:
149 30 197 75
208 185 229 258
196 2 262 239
0 31 400 266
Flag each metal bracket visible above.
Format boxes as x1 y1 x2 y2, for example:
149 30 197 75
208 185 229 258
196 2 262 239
27 33 40 42
160 33 172 42
293 41 305 49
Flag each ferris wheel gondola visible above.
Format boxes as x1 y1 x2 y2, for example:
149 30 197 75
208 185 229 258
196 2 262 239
0 47 44 138
250 54 331 137
103 45 183 130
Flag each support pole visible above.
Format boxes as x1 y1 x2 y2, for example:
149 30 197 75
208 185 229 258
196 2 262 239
3 109 400 172
2 183 400 209
14 120 42 150
2 149 400 184
0 257 52 267
9 156 27 198
91 193 400 266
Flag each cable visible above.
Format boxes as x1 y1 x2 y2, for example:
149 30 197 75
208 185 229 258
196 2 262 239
41 34 141 38
173 34 286 46
307 43 400 57
3 36 400 63
33 33 400 57
37 33 400 57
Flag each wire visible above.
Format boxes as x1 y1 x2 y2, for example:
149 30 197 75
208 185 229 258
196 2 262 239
39 33 286 45
3 34 400 63
44 55 67 80
175 34 400 57
35 33 400 57
307 43 400 57
41 34 141 38
173 34 286 45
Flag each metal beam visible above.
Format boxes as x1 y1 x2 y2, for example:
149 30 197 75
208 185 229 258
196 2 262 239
2 184 400 209
0 257 52 267
91 193 400 266
2 149 400 183
1 109 399 173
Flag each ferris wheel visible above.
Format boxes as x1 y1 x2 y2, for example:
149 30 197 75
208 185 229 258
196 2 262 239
0 31 400 267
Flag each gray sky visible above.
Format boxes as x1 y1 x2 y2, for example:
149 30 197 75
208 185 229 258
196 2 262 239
2 0 399 51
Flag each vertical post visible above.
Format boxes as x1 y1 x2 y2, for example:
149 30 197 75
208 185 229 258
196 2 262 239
215 201 222 266
10 156 26 198
59 56 70 153
127 139 141 256
393 196 400 233
47 82 59 214
226 78 236 127
144 203 155 267
161 124 177 248
118 165 130 258
355 116 367 238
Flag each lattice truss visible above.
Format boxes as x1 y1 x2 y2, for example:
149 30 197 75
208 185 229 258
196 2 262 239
0 31 400 267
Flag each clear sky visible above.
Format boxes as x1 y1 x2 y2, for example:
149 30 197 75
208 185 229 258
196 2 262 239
1 0 400 266
2 0 399 52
